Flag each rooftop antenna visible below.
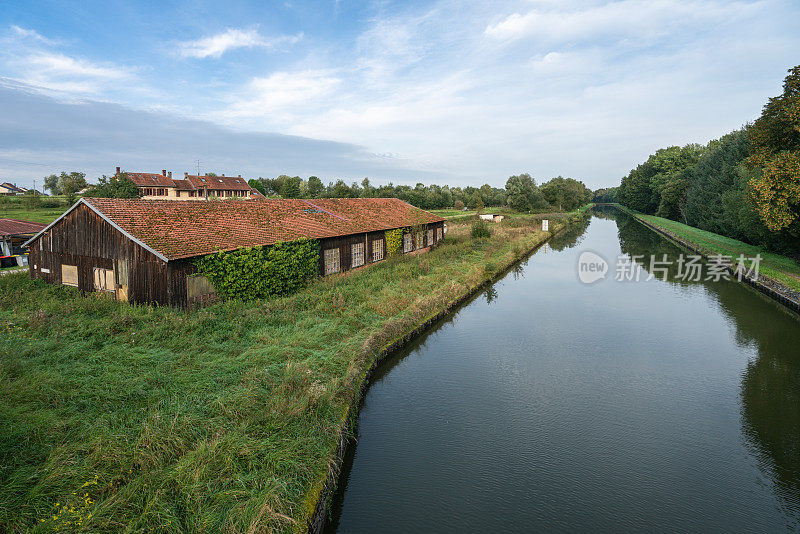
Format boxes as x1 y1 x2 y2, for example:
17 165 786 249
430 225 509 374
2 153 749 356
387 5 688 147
196 159 208 200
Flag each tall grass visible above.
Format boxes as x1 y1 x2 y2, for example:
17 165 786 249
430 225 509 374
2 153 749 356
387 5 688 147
0 217 561 533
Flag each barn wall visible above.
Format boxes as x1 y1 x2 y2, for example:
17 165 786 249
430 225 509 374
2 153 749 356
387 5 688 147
27 204 176 306
318 222 445 276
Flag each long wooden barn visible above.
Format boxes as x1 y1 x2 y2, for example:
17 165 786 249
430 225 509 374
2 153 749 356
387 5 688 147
24 197 445 307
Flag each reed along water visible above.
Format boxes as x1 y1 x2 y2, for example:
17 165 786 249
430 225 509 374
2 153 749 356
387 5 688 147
326 207 800 533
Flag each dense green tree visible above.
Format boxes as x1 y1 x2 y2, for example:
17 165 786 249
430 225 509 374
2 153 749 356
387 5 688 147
618 145 704 213
83 173 141 199
307 176 324 198
328 179 354 198
248 179 266 196
617 113 800 253
745 65 800 233
540 176 591 211
505 173 548 212
43 171 87 201
54 172 88 204
43 174 61 195
276 175 301 198
592 187 619 203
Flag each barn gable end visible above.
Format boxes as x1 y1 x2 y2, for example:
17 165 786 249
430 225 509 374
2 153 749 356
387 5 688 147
27 203 179 306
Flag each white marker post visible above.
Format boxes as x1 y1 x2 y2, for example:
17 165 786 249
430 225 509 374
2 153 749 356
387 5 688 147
542 219 549 232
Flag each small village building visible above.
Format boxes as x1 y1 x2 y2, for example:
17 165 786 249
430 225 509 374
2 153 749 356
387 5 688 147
118 167 259 200
0 182 26 196
25 197 445 307
0 218 47 266
479 213 504 223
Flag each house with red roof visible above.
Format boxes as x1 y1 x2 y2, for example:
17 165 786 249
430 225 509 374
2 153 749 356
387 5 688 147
24 197 445 307
116 167 259 200
1 218 47 266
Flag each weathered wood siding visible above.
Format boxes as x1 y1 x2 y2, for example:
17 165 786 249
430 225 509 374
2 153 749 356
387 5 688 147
26 204 191 306
317 221 445 276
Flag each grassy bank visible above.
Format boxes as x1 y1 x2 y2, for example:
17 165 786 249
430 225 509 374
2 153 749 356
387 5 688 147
615 204 800 293
0 215 568 533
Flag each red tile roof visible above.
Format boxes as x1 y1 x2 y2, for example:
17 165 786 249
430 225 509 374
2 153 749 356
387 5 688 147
79 197 443 260
121 171 254 192
0 218 47 236
184 175 252 191
124 172 176 188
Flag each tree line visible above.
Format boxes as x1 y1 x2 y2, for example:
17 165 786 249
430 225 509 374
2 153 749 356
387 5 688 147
248 174 591 212
617 65 800 255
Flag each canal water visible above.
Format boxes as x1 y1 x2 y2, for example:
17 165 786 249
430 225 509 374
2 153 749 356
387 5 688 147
326 207 800 533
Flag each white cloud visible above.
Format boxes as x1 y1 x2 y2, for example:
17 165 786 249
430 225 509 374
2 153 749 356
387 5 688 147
1 26 135 96
177 28 303 59
483 0 755 44
10 25 58 45
214 70 341 126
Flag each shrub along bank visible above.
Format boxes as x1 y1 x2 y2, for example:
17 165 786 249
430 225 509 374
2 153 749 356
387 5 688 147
0 213 577 533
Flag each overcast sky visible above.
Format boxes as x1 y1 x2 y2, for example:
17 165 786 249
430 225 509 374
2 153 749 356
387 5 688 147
1 0 798 190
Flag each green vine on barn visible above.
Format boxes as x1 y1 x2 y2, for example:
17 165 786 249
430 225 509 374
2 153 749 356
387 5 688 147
194 238 320 300
384 228 404 256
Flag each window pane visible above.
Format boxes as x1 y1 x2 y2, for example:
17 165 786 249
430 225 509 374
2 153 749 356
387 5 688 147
372 239 384 262
324 248 340 275
351 242 365 268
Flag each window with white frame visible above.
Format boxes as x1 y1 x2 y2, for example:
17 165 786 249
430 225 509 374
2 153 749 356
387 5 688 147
324 248 340 275
427 228 434 245
372 239 384 262
416 232 424 250
351 242 365 268
403 233 412 253
436 227 443 241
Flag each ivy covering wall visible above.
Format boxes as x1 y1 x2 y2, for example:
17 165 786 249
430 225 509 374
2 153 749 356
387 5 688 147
384 228 404 256
194 238 320 300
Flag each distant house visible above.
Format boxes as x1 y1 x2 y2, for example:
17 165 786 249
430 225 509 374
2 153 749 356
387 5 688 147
117 167 259 200
1 218 47 266
479 213 504 222
0 182 25 196
25 198 445 307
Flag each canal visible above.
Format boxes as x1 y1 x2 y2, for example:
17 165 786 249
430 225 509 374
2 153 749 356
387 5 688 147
326 207 800 533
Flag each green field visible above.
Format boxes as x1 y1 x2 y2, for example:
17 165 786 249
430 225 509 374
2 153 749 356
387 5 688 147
430 206 583 222
0 215 566 533
0 196 71 224
618 206 800 292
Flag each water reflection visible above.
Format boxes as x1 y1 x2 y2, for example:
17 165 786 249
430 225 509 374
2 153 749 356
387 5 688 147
615 211 701 285
483 285 498 304
702 279 800 529
612 207 800 527
549 214 591 251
